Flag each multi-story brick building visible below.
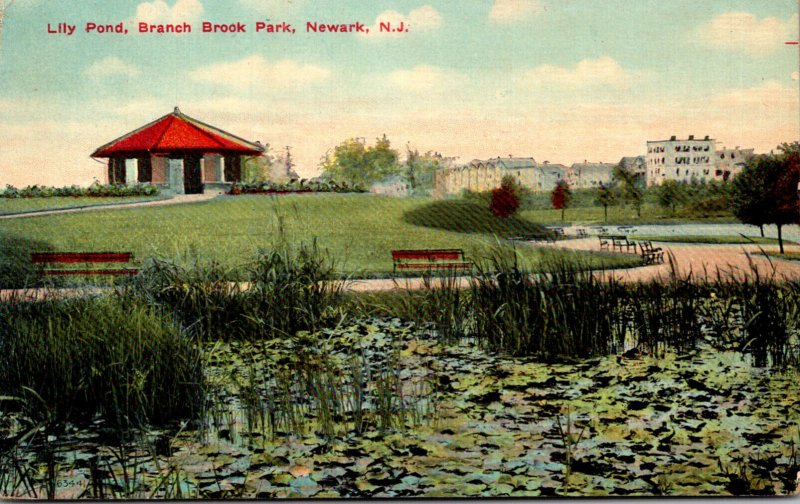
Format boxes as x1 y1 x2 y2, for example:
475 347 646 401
646 135 754 186
645 135 715 186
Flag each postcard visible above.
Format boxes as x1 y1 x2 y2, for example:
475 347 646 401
0 0 799 498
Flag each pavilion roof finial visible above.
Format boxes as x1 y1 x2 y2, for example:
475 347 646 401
173 106 181 115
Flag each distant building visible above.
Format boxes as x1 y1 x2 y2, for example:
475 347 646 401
370 174 410 197
646 135 716 186
645 135 755 186
567 161 616 189
714 147 754 182
433 156 568 196
618 156 646 182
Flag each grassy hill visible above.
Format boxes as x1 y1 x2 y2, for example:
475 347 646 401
0 194 640 286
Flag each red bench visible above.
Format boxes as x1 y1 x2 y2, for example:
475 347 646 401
391 249 472 273
31 252 138 276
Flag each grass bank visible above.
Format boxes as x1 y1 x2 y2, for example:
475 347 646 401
0 194 641 286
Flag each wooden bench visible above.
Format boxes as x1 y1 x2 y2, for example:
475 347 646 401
31 252 138 276
638 241 664 265
391 249 472 273
611 236 637 253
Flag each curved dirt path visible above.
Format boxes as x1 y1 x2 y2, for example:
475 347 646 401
533 237 800 283
0 194 217 220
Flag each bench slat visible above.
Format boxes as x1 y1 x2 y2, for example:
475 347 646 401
395 263 472 270
41 269 139 276
392 249 464 260
32 252 133 264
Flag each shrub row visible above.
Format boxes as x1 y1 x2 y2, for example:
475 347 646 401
229 179 367 195
1 183 159 198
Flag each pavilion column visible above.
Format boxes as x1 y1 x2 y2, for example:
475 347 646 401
124 159 138 185
168 158 185 194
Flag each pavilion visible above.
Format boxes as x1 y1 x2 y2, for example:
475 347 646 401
91 107 265 194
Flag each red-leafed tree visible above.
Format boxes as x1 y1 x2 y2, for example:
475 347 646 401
489 175 521 218
551 180 572 221
731 142 800 254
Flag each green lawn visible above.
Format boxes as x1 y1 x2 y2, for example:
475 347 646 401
635 235 790 245
763 251 800 262
0 196 165 215
0 194 641 285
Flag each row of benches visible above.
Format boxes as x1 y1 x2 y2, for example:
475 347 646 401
598 235 664 264
29 250 475 276
28 239 664 277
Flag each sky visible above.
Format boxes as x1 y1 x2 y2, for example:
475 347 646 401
0 0 798 186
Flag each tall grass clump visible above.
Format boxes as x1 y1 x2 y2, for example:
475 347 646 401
125 257 249 340
125 240 346 340
705 264 800 368
0 296 203 427
246 240 347 338
469 252 628 359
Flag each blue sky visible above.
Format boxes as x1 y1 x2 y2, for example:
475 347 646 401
0 0 797 185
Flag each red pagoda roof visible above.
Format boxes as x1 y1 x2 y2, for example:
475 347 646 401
91 107 264 158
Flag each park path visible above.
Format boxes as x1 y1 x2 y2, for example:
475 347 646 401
0 193 217 220
2 238 800 301
531 236 800 283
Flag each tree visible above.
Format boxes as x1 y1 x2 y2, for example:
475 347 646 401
614 165 643 218
319 135 400 187
551 180 572 221
656 179 685 217
405 146 450 194
490 175 521 218
594 182 617 222
731 146 800 254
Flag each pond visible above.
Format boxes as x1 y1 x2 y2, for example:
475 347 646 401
2 318 798 498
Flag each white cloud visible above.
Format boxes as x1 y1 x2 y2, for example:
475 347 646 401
363 5 442 38
238 0 304 16
84 56 141 80
712 81 798 110
696 11 798 55
522 56 645 89
134 0 203 24
386 65 456 92
489 0 543 23
188 55 330 90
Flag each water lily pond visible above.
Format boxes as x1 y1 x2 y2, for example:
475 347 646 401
3 318 798 498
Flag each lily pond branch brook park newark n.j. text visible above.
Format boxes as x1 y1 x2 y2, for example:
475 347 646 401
47 19 409 35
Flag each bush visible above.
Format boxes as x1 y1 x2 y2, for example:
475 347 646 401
227 180 367 195
0 296 203 427
489 176 521 218
0 183 159 198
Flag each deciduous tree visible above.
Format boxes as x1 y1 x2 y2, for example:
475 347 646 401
490 175 521 218
551 180 572 221
731 145 800 253
320 135 400 188
594 182 616 222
